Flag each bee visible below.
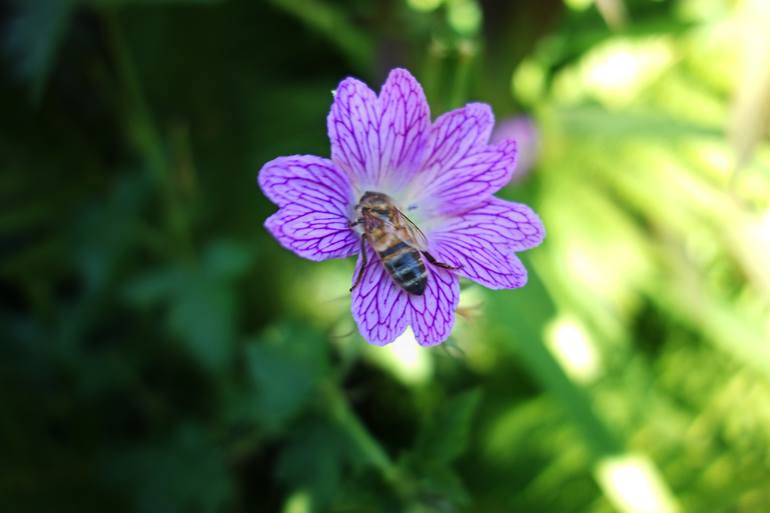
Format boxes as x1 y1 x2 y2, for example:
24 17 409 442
349 191 459 295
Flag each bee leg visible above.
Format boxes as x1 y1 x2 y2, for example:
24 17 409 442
422 251 462 270
350 238 368 292
348 218 363 228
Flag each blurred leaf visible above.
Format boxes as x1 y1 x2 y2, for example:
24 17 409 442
167 277 235 371
400 397 478 512
52 173 150 363
91 0 223 4
123 239 253 372
268 0 373 71
276 420 353 511
74 174 150 292
203 239 254 280
487 272 624 458
595 0 627 30
728 0 770 171
537 6 692 79
247 324 329 432
557 106 721 139
414 388 481 464
123 268 185 306
5 0 75 101
412 463 471 509
107 424 233 513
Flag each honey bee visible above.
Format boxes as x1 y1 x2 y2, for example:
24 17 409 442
349 191 459 295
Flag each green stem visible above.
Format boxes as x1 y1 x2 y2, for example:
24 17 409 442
324 382 398 482
448 40 475 109
423 38 447 112
104 11 166 182
104 10 192 257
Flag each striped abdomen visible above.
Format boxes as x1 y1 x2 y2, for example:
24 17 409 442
374 237 427 295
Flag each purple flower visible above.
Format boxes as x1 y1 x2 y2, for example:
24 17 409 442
490 116 540 181
258 68 544 346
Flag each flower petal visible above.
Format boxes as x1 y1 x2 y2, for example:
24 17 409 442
411 104 517 215
351 245 409 345
327 77 381 188
351 245 459 346
424 103 494 174
328 70 431 192
259 155 358 261
429 197 544 289
377 68 431 188
431 231 526 289
259 155 353 213
407 264 459 346
478 197 545 252
264 206 359 261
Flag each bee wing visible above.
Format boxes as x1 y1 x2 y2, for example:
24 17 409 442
393 208 430 252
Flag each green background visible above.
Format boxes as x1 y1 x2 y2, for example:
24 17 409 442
2 0 770 512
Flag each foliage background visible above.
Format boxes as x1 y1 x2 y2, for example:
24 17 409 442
2 0 770 512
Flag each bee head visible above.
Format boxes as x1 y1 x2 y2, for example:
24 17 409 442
355 191 393 220
359 191 390 205
357 191 391 210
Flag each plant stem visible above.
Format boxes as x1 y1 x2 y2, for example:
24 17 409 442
324 382 399 482
104 10 192 257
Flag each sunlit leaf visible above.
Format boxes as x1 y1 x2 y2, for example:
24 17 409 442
728 0 770 171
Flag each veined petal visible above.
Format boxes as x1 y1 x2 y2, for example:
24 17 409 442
328 69 431 191
431 231 527 289
259 155 358 261
264 206 359 261
424 103 494 173
410 104 517 215
377 68 431 188
407 264 459 346
351 246 410 345
328 77 380 188
479 197 545 251
259 155 353 213
429 197 544 289
351 246 459 346
430 139 518 214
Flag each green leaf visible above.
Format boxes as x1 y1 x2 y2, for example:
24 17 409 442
89 0 223 4
123 268 185 306
203 239 254 280
106 424 233 513
5 0 75 101
246 324 329 432
487 271 624 458
414 389 482 464
167 277 235 371
267 0 373 71
410 462 471 510
557 106 722 139
74 173 149 292
123 239 254 372
276 420 353 511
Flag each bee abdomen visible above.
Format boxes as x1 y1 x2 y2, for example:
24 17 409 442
382 248 427 295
